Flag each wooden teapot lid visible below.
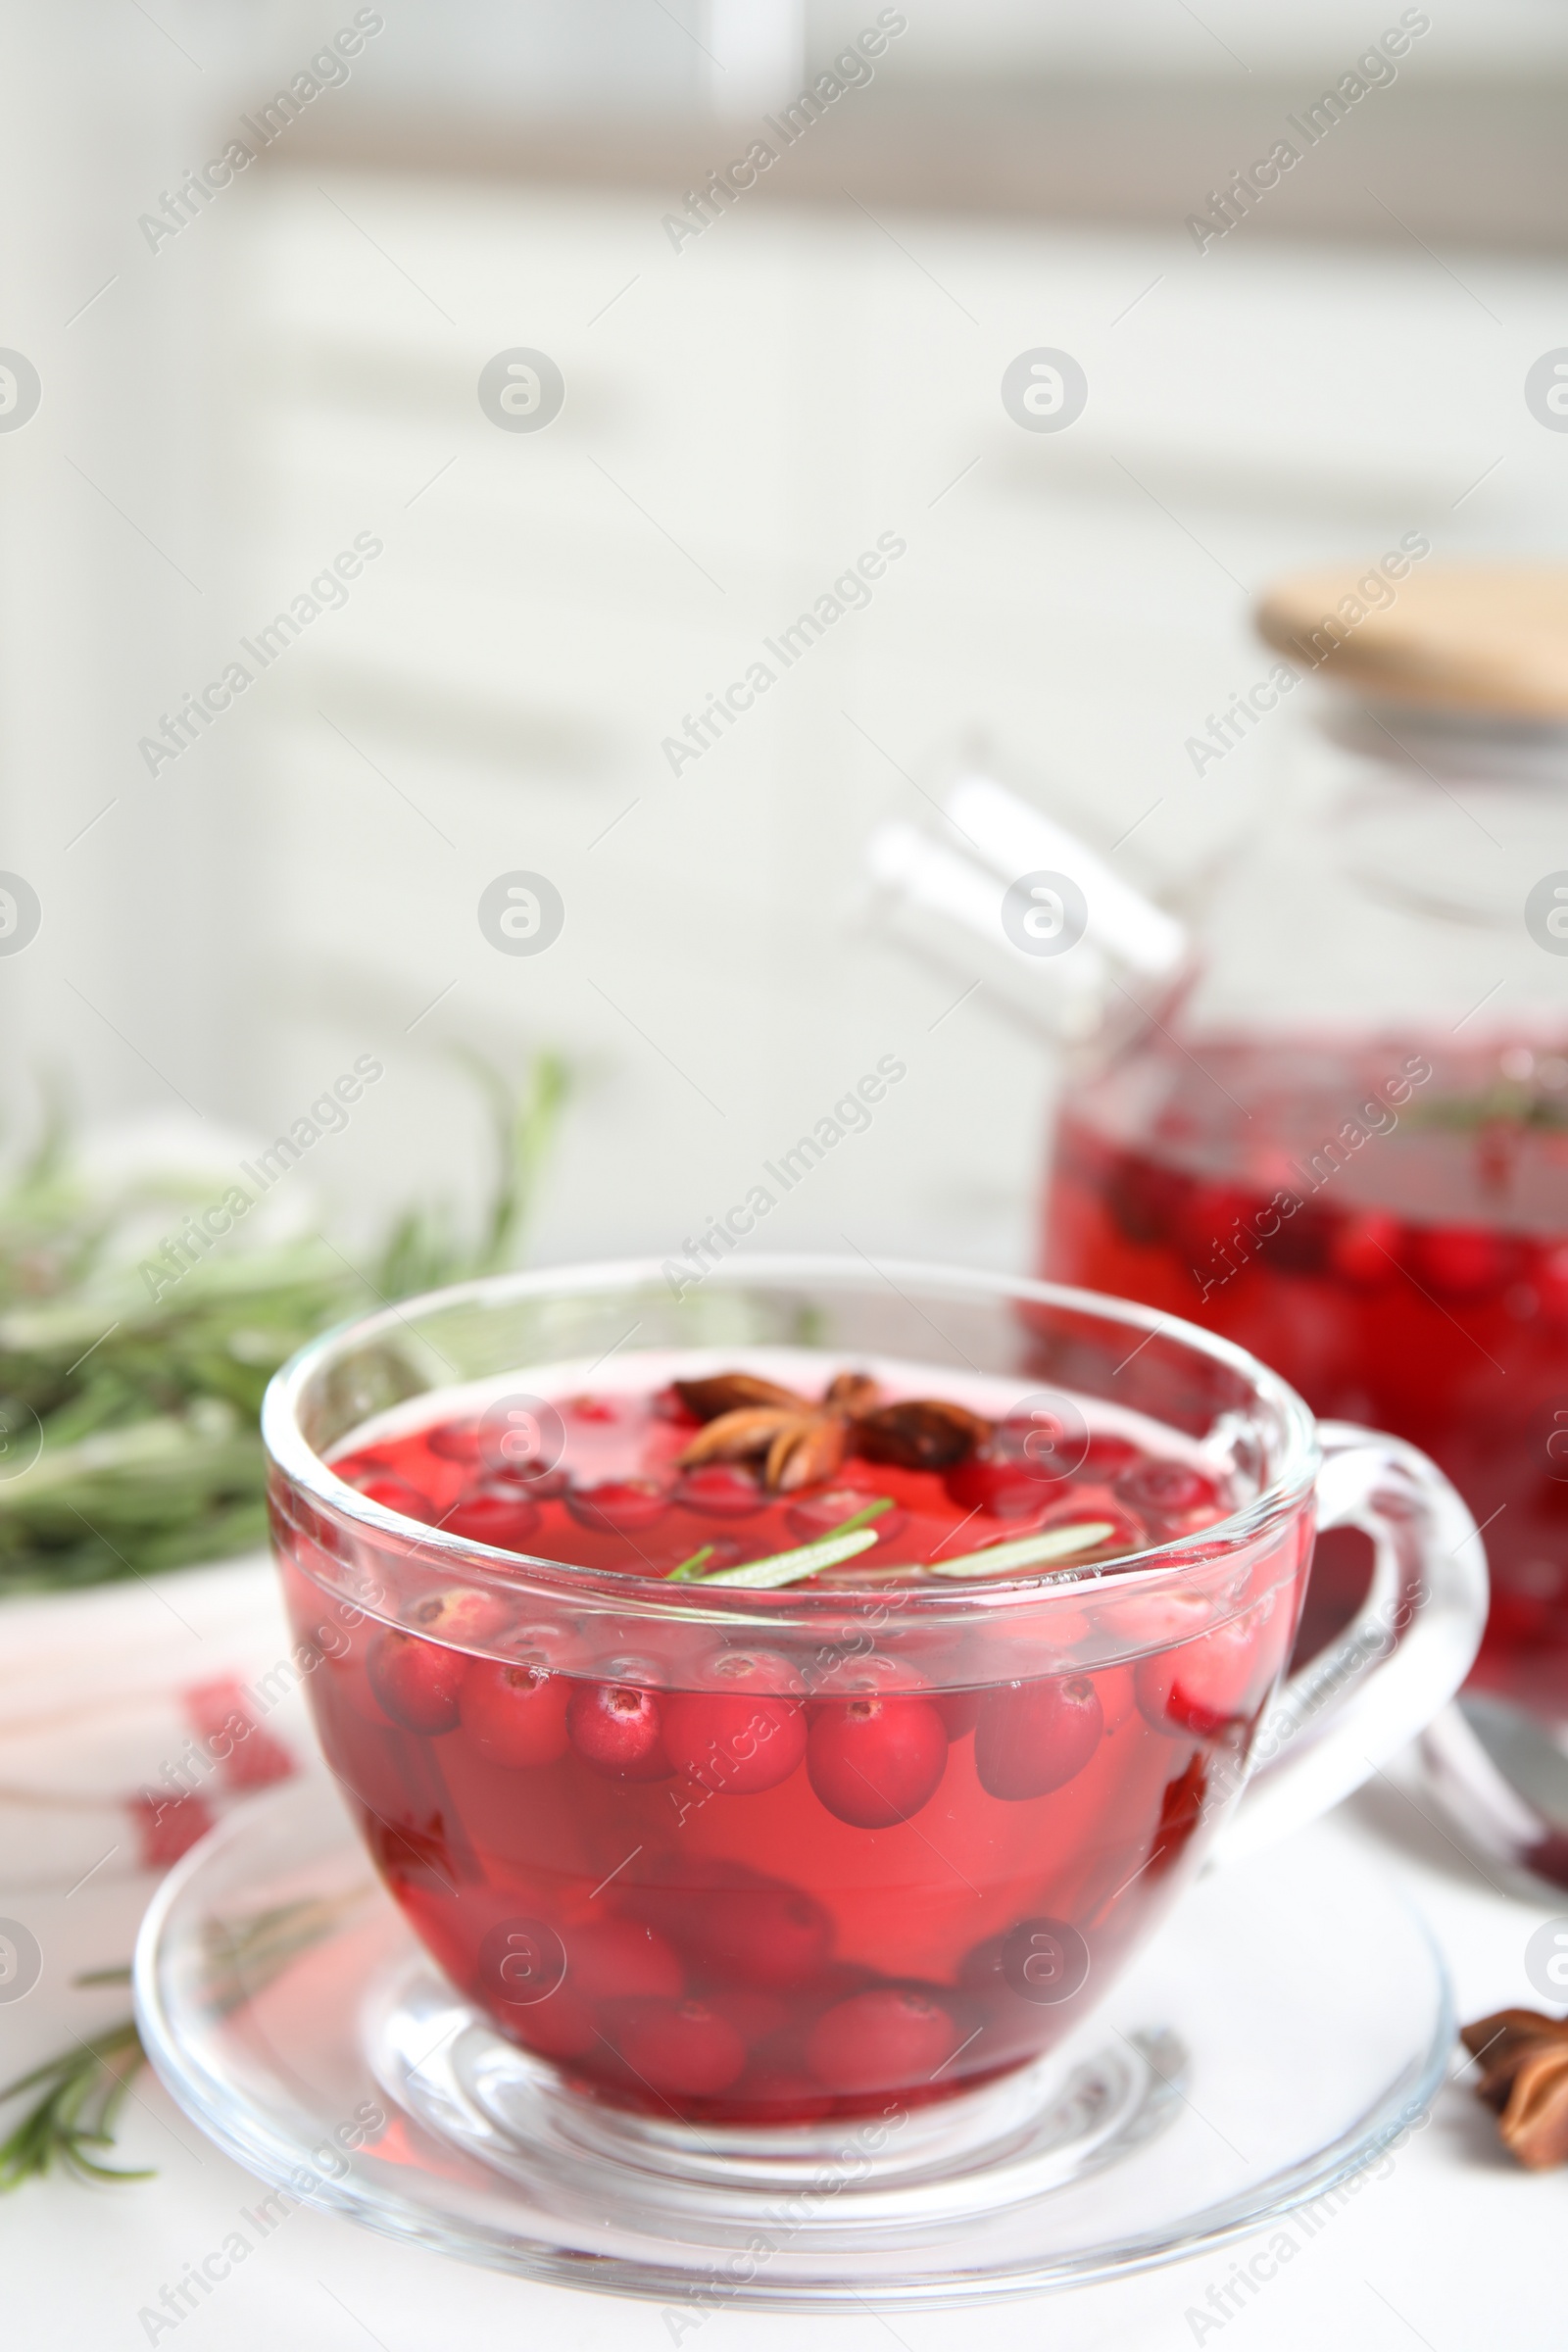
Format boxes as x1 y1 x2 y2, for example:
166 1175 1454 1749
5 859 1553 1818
1255 563 1568 719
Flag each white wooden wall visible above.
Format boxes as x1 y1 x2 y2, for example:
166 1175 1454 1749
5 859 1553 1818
209 173 1568 1267
5 43 1567 1267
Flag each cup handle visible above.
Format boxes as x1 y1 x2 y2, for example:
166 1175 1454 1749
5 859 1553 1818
1212 1421 1489 1867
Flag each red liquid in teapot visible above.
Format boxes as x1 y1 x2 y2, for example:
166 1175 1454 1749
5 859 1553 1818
1045 1032 1568 1715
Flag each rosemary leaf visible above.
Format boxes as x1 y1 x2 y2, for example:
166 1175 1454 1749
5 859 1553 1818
0 1051 568 1598
0 1893 365 2194
925 1520 1117 1580
670 1496 893 1588
667 1544 715 1579
677 1527 879 1589
0 2021 150 2191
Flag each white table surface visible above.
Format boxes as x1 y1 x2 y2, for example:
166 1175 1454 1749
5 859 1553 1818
4 1740 1562 2352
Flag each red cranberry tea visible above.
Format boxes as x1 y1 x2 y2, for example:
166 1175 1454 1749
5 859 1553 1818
1044 1032 1568 1715
275 1351 1306 2126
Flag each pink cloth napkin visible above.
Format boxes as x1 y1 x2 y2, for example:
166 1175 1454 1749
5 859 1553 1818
0 1554 319 1893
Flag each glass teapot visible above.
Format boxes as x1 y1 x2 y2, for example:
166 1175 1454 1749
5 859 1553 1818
865 564 1568 1719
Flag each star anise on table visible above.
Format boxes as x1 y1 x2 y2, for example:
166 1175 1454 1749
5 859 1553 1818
673 1371 993 1494
1460 2007 1568 2169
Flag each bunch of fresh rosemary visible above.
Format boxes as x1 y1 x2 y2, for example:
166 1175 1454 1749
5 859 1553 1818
0 1055 566 2187
0 1052 568 1597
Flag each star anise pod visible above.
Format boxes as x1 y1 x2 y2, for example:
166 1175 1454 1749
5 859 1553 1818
674 1371 874 1493
1460 2007 1568 2168
674 1370 992 1494
855 1397 993 1472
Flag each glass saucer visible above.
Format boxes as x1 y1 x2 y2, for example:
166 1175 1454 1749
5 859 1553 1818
134 1779 1450 2310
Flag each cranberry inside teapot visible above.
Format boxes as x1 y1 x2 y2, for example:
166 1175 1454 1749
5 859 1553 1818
1043 1029 1568 1716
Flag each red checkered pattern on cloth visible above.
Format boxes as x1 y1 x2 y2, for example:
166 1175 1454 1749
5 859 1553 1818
127 1674 300 1865
0 1555 319 1893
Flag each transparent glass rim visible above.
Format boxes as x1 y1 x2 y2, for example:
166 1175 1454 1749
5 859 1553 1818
261 1253 1319 1620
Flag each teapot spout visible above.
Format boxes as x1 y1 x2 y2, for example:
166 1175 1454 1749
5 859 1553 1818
859 768 1196 1052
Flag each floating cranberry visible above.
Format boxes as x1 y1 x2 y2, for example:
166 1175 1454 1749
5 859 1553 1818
1135 1610 1267 1739
565 1478 670 1534
1259 1203 1332 1276
564 1393 619 1423
957 1930 1016 2002
352 1472 440 1524
1145 1752 1209 1879
809 1650 920 1704
801 1960 880 2008
674 1464 765 1518
362 1812 459 1894
502 1986 597 2060
700 1881 833 1989
424 1420 483 1463
1326 1210 1402 1289
629 1866 834 1989
959 1920 1090 2010
367 1588 510 1734
996 1400 1089 1482
411 1587 512 1643
936 1688 983 1739
460 1659 570 1767
484 1457 569 1499
617 1998 748 2096
1537 1247 1568 1323
1489 1586 1552 1644
368 1630 468 1733
1077 1434 1139 1479
705 1987 790 2043
1105 1155 1190 1247
1124 1589 1210 1654
662 1664 807 1795
709 1645 806 1694
329 1642 398 1730
945 1451 1049 1519
570 1915 683 2000
341 1446 397 1477
807 1693 948 1828
444 1483 542 1549
806 1986 960 2094
1180 1182 1272 1269
786 1489 906 1544
1114 1459 1220 1518
973 1674 1103 1801
1407 1224 1517 1298
650 1384 699 1424
499 1615 574 1665
566 1679 670 1779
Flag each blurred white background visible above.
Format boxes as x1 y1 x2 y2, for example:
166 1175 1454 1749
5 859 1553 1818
2 0 1565 1272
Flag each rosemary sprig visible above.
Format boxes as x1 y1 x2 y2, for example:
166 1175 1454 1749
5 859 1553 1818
667 1543 715 1579
198 1893 357 2015
0 1050 568 1597
669 1498 893 1589
1406 1081 1568 1137
667 1501 1114 1592
0 2008 149 2190
672 1529 878 1590
924 1519 1116 1580
0 1893 364 2193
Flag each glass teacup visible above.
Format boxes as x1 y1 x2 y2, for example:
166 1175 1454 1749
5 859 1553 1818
262 1257 1485 2139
